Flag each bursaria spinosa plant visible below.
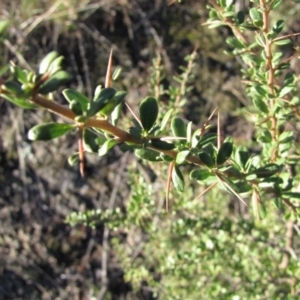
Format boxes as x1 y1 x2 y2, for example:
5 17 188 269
1 0 300 221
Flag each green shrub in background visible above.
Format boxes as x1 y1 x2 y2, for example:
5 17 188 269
1 0 300 299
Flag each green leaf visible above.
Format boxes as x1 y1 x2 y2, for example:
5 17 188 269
272 20 284 34
129 126 142 141
171 117 186 139
226 37 245 49
273 38 292 46
38 52 59 74
83 129 100 153
0 20 9 36
139 97 159 132
135 148 162 161
236 11 245 24
251 163 281 178
249 8 261 22
190 168 214 182
151 139 175 150
187 121 192 144
119 143 141 153
48 56 64 74
28 123 75 140
258 177 283 189
68 153 79 166
278 131 293 143
86 88 116 118
176 150 190 164
160 109 174 132
271 0 282 9
253 97 269 114
69 100 83 116
257 129 272 143
39 70 70 94
279 86 294 97
172 165 184 192
98 139 117 156
160 153 174 162
0 93 38 109
199 151 214 168
112 67 122 81
11 65 27 84
111 102 122 126
217 139 233 165
192 133 217 149
225 0 234 6
282 192 300 200
1 80 23 95
234 146 249 168
63 89 89 112
100 90 127 117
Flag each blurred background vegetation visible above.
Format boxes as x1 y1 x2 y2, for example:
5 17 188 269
0 0 300 299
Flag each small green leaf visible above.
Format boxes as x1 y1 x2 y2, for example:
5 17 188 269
160 109 174 132
100 90 127 117
225 0 234 6
259 202 267 219
135 148 162 161
234 146 249 168
28 123 75 140
139 97 159 132
279 86 294 97
271 0 282 9
98 139 117 156
111 102 122 126
187 121 192 144
112 67 122 81
63 89 89 112
193 133 217 149
69 100 83 116
171 117 186 139
0 20 9 35
236 11 245 24
160 153 174 162
282 192 300 200
39 70 70 94
226 37 245 49
190 169 214 182
217 139 233 165
151 139 175 150
11 65 27 84
278 131 293 143
249 8 261 22
0 93 38 109
86 88 116 118
258 177 283 189
48 56 64 74
38 52 59 74
257 129 272 143
253 97 269 114
273 38 292 46
273 20 284 34
1 80 23 94
199 151 214 168
129 126 142 140
176 150 190 164
68 153 79 166
172 165 184 192
251 163 281 178
83 129 100 153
